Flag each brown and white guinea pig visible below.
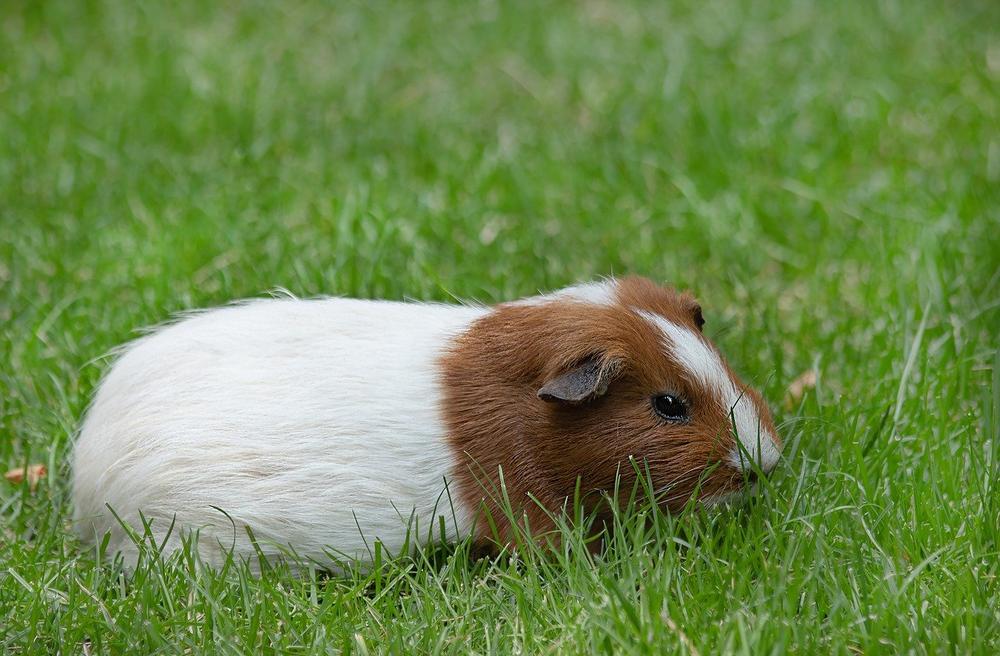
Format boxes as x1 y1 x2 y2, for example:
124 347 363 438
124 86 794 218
72 276 781 568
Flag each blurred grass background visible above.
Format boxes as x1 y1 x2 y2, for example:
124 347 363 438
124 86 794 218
2 0 999 653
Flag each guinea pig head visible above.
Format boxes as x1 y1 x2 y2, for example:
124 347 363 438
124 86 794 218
440 276 782 545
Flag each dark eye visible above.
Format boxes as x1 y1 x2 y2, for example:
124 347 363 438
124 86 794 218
652 394 689 422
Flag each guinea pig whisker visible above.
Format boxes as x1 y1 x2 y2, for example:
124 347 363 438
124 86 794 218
651 466 706 497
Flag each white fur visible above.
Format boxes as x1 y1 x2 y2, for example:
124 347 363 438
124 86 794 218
637 311 781 473
512 279 618 307
72 297 486 569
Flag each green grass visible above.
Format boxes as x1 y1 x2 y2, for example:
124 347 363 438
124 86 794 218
2 0 999 652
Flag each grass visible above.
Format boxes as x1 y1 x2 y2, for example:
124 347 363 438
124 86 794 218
2 0 999 652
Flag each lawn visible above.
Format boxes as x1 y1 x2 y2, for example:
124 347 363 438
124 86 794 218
2 0 999 652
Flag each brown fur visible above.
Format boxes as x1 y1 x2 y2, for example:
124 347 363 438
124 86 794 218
439 276 779 546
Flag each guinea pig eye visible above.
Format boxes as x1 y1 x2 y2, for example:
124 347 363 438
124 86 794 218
652 394 689 422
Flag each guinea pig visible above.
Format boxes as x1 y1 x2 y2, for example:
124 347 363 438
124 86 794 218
72 276 781 569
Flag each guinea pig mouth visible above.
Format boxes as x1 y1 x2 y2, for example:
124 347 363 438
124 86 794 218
700 486 754 509
700 471 761 508
655 464 761 510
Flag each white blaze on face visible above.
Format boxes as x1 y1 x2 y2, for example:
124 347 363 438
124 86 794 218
637 311 781 473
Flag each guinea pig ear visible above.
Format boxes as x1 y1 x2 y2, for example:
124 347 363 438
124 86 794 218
691 303 705 331
537 356 618 404
682 296 705 332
